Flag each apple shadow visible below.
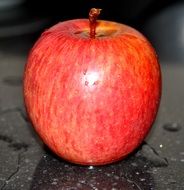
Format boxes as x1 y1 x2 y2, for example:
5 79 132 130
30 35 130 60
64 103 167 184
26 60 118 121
30 143 159 190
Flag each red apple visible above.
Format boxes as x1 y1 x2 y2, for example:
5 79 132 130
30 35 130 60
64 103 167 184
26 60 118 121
23 9 161 165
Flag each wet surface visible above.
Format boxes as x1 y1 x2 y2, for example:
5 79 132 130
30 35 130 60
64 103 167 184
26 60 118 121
2 76 22 87
163 122 182 132
135 143 168 168
30 149 155 190
0 36 184 190
0 107 183 190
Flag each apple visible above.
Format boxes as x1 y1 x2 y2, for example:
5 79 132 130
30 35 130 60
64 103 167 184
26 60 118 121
23 8 161 165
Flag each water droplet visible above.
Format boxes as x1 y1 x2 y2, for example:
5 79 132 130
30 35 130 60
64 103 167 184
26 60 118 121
131 162 138 167
114 175 120 180
138 144 168 167
159 144 163 148
163 122 181 132
170 157 177 162
25 159 30 163
80 180 85 184
88 166 94 170
168 179 176 184
140 178 146 182
112 182 118 187
0 117 5 122
152 168 157 173
93 81 99 85
28 177 32 181
85 81 89 86
77 182 83 188
180 152 184 156
176 140 181 145
42 169 47 174
51 181 57 185
3 76 22 86
83 69 87 75
180 159 184 162
135 172 140 175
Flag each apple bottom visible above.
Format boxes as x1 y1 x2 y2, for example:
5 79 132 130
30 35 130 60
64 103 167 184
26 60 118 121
33 103 154 166
39 125 149 166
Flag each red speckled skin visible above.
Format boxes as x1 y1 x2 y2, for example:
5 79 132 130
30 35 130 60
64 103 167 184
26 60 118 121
23 19 161 165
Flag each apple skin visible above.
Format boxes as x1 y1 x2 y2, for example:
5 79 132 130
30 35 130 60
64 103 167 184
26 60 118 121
23 19 161 165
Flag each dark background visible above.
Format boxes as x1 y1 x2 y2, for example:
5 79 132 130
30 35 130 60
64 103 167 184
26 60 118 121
25 0 182 26
1 0 184 62
3 0 183 28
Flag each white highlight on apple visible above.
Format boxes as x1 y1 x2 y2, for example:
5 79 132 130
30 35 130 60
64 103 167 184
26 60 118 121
83 71 100 87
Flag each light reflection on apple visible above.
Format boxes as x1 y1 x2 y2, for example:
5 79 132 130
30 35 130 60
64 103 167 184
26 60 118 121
82 70 101 88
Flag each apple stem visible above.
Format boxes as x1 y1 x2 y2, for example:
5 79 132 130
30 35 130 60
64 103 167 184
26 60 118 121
89 8 101 39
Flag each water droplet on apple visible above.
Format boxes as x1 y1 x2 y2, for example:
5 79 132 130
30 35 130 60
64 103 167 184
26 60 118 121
93 81 99 85
163 122 181 132
83 69 87 75
85 81 89 86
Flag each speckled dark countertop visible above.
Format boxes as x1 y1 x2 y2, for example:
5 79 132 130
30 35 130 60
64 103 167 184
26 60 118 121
0 33 184 190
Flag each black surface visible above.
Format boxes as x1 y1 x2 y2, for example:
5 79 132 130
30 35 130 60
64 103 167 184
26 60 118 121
0 4 184 190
